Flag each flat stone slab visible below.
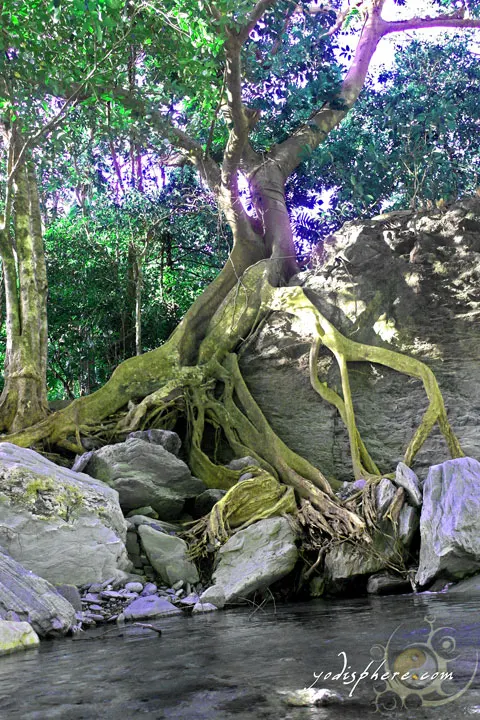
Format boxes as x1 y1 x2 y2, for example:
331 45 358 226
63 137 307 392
123 595 181 620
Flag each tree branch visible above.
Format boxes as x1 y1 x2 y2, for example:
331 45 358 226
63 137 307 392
271 0 387 177
382 13 480 35
237 0 278 43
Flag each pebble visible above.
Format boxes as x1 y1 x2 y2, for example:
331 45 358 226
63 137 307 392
141 583 157 597
100 590 124 600
192 602 218 614
84 593 102 603
88 604 104 612
179 593 199 606
125 582 143 593
172 580 184 590
85 613 105 622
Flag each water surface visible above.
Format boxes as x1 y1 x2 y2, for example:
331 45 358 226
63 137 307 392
1 593 479 719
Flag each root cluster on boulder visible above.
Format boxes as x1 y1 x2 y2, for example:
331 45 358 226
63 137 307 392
2 261 464 559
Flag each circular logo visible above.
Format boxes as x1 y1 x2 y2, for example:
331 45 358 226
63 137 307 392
371 614 478 712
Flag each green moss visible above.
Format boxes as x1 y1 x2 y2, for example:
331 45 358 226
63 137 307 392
25 477 55 499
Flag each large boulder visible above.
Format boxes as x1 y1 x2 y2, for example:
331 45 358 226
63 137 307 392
137 525 199 585
0 443 130 586
212 517 298 602
416 457 480 586
84 437 205 520
0 550 76 637
240 198 480 482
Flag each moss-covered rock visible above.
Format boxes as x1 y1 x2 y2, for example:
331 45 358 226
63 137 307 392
0 443 131 585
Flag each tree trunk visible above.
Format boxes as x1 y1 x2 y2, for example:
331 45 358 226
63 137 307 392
0 156 48 432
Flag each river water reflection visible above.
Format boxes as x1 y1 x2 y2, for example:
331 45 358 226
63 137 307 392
1 593 479 719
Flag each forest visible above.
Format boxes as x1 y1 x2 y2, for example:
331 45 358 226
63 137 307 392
1 0 480 543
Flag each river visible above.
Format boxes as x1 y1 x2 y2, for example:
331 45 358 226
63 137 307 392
0 592 479 719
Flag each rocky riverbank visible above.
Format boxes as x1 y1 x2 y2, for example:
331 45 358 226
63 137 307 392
2 198 480 655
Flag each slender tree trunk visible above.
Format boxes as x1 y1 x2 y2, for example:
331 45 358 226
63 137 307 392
0 155 48 432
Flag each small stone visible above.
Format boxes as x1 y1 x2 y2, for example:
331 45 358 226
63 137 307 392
238 472 253 482
125 582 143 593
0 621 40 656
84 613 104 622
226 456 260 471
179 593 199 606
123 595 181 620
281 688 342 707
88 604 104 612
101 577 117 589
100 590 124 600
367 572 411 595
126 507 159 519
376 478 396 517
394 463 422 507
398 504 419 547
83 593 102 603
192 602 218 614
199 586 226 609
172 580 184 590
141 583 158 597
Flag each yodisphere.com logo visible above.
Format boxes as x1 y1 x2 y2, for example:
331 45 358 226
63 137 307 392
371 613 479 712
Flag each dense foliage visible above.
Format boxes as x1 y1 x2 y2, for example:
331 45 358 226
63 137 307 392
1 0 480 404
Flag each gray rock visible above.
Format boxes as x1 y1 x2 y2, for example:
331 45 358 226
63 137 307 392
199 585 226 609
193 489 226 518
226 456 261 471
324 530 398 589
125 582 143 593
367 572 411 595
84 593 102 603
376 478 396 517
85 438 205 520
212 517 298 603
141 583 158 597
398 504 419 547
179 593 199 606
416 457 480 586
128 429 182 456
71 451 94 474
394 463 422 507
55 585 82 612
0 550 76 637
126 531 141 560
240 199 480 482
127 516 181 533
192 602 218 613
123 595 181 620
138 525 199 585
0 442 130 586
126 506 158 519
447 575 480 595
0 621 40 655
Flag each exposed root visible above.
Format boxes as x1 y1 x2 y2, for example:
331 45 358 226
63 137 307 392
265 282 464 479
1 262 464 558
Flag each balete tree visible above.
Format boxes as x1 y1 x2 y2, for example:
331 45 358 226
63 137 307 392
2 0 480 543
